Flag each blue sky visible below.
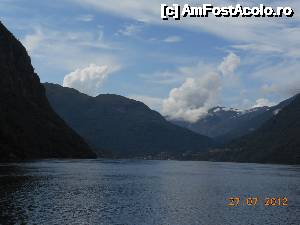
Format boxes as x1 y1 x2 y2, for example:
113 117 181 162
1 0 299 122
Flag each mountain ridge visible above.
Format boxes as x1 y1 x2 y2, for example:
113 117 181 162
170 96 295 144
44 83 214 158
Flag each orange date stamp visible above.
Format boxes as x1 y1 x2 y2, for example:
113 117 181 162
227 197 288 207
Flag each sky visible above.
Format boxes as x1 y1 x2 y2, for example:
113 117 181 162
1 0 299 122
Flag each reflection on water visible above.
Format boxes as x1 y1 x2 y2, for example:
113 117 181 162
0 160 299 225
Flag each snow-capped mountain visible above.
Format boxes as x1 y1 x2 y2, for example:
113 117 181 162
170 96 295 144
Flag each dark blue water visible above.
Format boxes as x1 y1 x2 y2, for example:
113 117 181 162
0 160 299 225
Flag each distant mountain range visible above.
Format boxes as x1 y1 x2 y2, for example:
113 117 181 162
170 97 294 144
44 83 214 158
171 94 299 164
216 94 300 164
0 22 95 161
45 83 299 163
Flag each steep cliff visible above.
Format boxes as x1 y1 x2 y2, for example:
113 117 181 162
0 22 95 160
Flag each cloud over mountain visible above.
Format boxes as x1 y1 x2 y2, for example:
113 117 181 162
252 98 275 108
162 73 221 123
63 64 118 96
162 52 240 122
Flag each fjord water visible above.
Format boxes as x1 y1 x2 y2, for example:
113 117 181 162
0 160 299 225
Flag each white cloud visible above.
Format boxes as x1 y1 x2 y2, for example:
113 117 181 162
252 98 275 108
218 52 240 76
162 73 221 123
161 52 241 122
164 35 182 43
117 24 141 36
63 64 119 96
76 14 94 22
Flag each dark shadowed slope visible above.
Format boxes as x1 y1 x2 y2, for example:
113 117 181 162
0 22 95 161
44 83 214 157
217 94 300 164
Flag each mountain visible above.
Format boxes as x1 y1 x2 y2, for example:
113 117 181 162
0 22 95 161
171 97 294 144
44 83 214 158
216 93 300 164
172 107 266 138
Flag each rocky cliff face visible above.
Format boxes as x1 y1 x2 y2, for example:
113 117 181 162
0 22 96 160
